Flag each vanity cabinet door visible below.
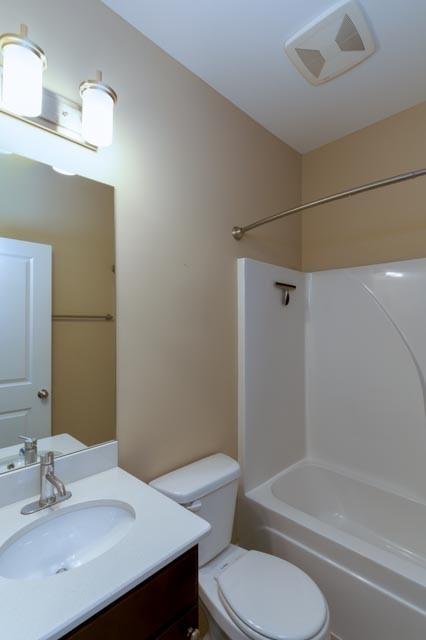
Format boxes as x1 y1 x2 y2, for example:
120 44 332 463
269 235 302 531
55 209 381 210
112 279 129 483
62 546 198 640
156 606 198 640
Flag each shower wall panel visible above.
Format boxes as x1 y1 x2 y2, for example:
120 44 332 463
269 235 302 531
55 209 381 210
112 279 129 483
307 258 426 500
237 258 307 491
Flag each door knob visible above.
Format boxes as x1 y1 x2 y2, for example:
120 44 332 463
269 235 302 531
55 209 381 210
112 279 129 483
37 389 49 400
186 628 200 640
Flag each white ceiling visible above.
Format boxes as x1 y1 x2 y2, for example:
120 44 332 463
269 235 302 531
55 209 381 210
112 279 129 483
102 0 426 152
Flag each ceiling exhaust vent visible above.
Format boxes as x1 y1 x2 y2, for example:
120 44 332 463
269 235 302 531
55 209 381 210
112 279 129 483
285 0 376 85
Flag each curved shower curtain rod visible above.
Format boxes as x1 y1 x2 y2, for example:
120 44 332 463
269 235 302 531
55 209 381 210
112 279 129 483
232 168 426 240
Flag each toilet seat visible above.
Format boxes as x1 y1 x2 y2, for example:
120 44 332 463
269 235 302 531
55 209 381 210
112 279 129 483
216 550 328 640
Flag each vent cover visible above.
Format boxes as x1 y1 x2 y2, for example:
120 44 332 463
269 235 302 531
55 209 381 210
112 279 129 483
285 0 376 85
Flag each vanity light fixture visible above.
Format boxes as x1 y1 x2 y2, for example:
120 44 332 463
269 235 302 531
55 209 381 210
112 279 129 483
80 71 117 148
0 26 118 151
0 24 46 117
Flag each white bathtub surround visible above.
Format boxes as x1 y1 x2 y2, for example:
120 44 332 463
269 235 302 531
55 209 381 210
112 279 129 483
237 257 426 640
237 259 306 492
0 464 210 640
238 257 426 499
308 260 426 501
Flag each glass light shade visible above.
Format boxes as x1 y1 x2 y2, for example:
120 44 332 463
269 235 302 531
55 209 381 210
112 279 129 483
1 43 44 117
81 87 114 147
52 166 76 176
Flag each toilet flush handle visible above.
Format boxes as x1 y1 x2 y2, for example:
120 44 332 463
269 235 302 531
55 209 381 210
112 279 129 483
185 499 202 513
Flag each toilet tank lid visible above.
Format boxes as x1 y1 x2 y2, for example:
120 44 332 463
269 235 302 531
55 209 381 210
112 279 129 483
149 454 240 504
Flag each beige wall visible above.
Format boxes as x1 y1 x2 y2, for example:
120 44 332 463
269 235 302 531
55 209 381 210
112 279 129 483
302 102 426 271
112 22 302 481
0 0 302 481
0 154 115 446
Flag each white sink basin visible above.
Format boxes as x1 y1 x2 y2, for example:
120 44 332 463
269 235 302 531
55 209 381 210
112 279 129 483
0 500 135 580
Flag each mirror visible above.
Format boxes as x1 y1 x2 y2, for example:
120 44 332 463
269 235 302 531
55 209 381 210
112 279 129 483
0 153 115 474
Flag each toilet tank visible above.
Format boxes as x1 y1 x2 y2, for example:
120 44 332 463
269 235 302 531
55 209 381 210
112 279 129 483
150 454 240 566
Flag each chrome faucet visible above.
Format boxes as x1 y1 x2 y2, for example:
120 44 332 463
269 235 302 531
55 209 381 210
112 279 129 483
21 451 72 515
18 435 38 465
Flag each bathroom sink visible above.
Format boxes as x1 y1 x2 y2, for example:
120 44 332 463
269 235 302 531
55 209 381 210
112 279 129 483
0 500 135 580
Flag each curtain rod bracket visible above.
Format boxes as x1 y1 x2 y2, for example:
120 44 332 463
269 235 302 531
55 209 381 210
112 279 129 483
232 226 244 240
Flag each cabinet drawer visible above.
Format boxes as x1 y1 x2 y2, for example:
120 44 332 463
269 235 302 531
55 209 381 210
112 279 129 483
62 546 198 639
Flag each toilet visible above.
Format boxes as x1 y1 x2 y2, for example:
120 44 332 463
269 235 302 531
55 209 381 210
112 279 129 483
150 454 329 640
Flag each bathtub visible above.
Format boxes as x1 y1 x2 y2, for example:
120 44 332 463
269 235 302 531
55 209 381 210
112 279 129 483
239 460 426 640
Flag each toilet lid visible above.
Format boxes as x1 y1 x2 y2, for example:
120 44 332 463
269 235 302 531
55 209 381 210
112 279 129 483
217 551 327 640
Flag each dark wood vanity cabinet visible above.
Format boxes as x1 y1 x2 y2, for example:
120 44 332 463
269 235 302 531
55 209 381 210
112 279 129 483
62 546 199 640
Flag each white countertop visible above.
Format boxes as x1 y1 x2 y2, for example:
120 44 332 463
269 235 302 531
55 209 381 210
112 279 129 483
0 466 210 640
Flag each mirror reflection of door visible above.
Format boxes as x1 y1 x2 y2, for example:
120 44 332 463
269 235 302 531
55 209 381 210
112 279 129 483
0 153 115 475
0 238 52 447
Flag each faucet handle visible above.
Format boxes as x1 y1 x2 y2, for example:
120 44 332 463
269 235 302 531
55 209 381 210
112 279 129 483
19 435 37 446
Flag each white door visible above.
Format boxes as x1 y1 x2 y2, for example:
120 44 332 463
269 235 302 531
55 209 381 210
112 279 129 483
0 237 52 447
